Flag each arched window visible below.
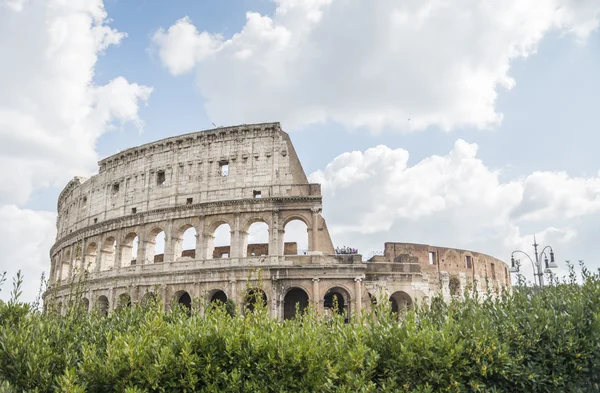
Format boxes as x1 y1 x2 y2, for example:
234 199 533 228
84 243 98 272
80 297 90 314
121 233 139 267
283 288 309 320
116 293 132 310
389 291 413 318
61 250 71 280
245 221 269 257
283 219 309 255
244 288 267 313
173 291 192 314
324 287 350 323
101 237 116 271
174 225 197 259
97 295 109 317
141 292 158 307
210 290 228 304
208 223 231 259
146 228 165 263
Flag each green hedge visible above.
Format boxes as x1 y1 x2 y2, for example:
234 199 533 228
1 265 600 392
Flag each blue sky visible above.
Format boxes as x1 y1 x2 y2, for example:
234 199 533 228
2 0 600 300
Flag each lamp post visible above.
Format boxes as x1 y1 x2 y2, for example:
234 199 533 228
510 235 557 286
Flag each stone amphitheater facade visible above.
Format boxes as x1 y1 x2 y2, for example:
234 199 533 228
44 122 511 320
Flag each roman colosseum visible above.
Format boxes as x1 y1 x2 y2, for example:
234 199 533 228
44 122 511 320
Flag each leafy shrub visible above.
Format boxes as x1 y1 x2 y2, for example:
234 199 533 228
1 264 599 392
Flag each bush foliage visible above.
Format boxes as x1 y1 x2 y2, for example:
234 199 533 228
1 264 600 392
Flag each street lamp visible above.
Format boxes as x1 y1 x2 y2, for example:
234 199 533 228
510 235 557 286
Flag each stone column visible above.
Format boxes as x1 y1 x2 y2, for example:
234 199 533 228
95 239 103 272
132 285 139 308
114 244 123 270
229 279 239 313
137 231 147 265
109 287 116 315
269 210 280 256
161 284 168 312
66 243 75 280
195 218 205 261
311 209 320 252
312 278 320 313
164 220 175 263
354 277 363 321
231 213 242 258
80 238 88 274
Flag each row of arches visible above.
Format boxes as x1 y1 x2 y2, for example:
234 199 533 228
67 288 413 322
53 218 310 282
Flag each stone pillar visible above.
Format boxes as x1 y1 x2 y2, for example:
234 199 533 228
312 278 320 313
109 287 116 314
114 244 123 269
95 239 103 272
269 210 280 256
231 213 242 258
229 279 239 313
80 238 88 274
311 209 319 252
354 277 363 321
161 284 168 312
440 271 451 301
195 218 205 260
136 233 146 265
132 285 139 308
164 220 175 263
66 243 75 280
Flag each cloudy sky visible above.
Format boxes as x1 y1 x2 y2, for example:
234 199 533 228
1 0 599 301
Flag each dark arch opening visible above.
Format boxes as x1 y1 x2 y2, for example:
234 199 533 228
244 288 267 313
389 291 413 318
117 293 132 310
97 295 109 317
176 291 192 314
324 289 349 323
283 288 309 320
80 297 90 314
141 292 158 307
211 290 228 304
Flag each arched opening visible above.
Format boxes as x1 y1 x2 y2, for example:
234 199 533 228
116 293 132 310
244 288 267 313
244 221 269 257
80 297 90 313
60 250 71 280
56 301 63 316
97 295 109 317
101 237 116 271
389 291 413 317
175 225 197 259
208 223 231 259
210 290 228 304
283 219 309 255
146 228 165 263
324 287 350 322
120 233 139 267
84 243 98 272
173 291 192 314
283 288 309 320
141 292 158 307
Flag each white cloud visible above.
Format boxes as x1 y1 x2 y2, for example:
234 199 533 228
153 0 600 132
0 0 152 206
0 206 56 303
309 141 600 276
0 0 152 300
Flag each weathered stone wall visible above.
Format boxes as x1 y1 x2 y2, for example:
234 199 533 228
44 122 512 319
